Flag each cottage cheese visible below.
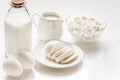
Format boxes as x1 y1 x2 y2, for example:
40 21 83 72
68 16 106 42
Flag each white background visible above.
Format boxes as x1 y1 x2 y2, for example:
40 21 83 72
0 0 120 80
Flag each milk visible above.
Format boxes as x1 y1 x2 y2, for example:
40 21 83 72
44 16 60 20
32 12 63 41
4 13 32 57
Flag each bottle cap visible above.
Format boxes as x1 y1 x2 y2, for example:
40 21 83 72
12 0 24 5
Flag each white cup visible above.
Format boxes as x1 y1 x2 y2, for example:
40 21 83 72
32 12 63 41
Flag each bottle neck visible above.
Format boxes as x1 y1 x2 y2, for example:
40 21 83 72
7 2 30 16
10 1 26 8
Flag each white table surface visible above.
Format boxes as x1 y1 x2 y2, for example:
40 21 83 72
0 0 120 80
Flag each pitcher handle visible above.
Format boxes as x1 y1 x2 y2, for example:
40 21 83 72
32 13 40 27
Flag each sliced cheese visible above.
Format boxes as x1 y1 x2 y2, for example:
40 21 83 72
51 47 69 60
55 48 74 63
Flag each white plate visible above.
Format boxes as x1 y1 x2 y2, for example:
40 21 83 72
33 41 84 68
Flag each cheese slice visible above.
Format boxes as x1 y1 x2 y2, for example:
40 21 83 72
55 48 74 63
45 40 65 58
60 52 77 64
51 47 69 60
44 40 78 64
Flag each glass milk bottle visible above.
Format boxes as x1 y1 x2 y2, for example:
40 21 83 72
4 0 32 57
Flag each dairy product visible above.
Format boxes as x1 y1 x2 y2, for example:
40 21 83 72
44 40 77 64
4 13 32 56
67 16 106 42
44 40 65 58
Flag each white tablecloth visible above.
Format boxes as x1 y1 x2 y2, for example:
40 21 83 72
0 0 120 80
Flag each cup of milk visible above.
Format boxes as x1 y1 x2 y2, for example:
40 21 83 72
32 11 63 42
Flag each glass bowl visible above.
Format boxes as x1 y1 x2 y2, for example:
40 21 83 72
65 15 107 43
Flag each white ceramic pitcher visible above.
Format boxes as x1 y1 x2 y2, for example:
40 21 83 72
32 12 63 41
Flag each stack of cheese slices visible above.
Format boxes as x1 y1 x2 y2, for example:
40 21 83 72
44 40 78 64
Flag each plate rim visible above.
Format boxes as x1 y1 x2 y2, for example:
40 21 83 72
33 42 84 69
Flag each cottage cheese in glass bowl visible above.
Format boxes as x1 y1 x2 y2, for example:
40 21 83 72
66 15 107 42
